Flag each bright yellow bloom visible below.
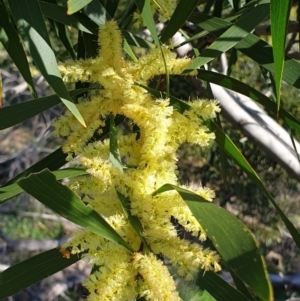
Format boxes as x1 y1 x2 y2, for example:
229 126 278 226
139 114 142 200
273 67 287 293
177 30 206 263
55 19 220 301
132 253 181 301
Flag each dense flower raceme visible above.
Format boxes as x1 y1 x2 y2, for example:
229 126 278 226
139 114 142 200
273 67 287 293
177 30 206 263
133 0 178 27
54 19 221 301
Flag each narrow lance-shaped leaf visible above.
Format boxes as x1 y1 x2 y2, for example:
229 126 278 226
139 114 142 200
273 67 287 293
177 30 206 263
117 191 152 252
4 148 66 186
0 247 82 299
18 169 133 252
160 0 199 44
188 11 300 91
0 0 37 97
186 0 270 70
124 39 138 62
50 19 76 60
197 271 252 301
98 0 119 17
0 88 94 130
7 0 86 127
153 184 272 301
196 70 300 133
208 120 300 251
134 0 160 47
40 1 98 35
270 0 292 114
109 114 123 171
81 0 109 25
67 0 93 14
122 31 155 49
0 167 87 204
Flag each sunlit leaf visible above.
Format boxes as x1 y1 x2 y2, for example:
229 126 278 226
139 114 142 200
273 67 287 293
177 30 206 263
67 0 93 14
81 0 109 25
135 0 160 47
186 0 270 70
8 0 86 127
188 10 300 91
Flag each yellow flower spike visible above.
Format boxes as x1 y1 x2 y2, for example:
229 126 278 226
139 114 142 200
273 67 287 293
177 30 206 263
55 17 221 301
133 253 182 301
98 20 123 71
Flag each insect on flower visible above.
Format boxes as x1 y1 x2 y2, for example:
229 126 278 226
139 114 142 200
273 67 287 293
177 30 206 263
60 247 71 259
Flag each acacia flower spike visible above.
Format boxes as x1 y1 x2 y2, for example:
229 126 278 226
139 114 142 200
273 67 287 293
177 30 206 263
54 19 221 301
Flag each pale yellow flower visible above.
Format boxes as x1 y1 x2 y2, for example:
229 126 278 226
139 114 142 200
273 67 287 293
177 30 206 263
55 18 221 301
133 253 182 301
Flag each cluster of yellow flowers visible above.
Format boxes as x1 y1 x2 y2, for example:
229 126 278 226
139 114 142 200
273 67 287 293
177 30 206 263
54 19 220 301
133 0 178 27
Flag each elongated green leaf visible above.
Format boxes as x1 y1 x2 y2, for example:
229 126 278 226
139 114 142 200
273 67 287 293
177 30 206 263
50 19 76 60
18 169 133 251
0 88 94 130
4 148 66 186
197 271 251 301
153 184 272 301
229 267 255 301
81 0 109 25
122 31 155 49
0 167 87 204
187 0 270 70
82 31 98 59
188 11 300 91
160 0 199 44
270 0 292 113
0 0 36 97
0 247 81 299
8 0 86 127
135 0 160 47
196 70 300 132
67 0 93 14
109 114 123 171
209 120 300 251
98 0 119 17
116 191 151 252
40 1 98 35
124 39 138 62
236 34 300 89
